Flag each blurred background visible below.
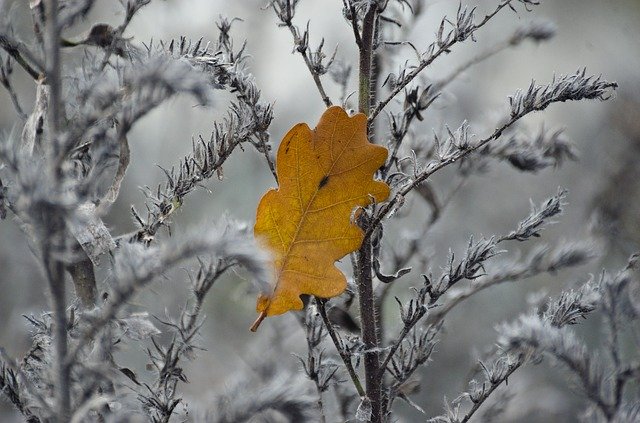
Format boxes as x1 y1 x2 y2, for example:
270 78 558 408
1 0 639 421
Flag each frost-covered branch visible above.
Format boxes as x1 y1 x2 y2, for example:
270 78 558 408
366 71 616 239
269 0 334 107
369 0 543 122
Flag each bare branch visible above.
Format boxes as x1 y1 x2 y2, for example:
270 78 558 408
270 0 333 107
370 1 538 122
366 70 616 240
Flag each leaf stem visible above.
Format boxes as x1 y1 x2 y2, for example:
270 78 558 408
250 310 268 332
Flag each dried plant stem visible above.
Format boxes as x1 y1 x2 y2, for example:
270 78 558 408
44 2 71 419
357 4 383 422
368 0 516 123
358 5 377 116
425 264 544 327
365 116 516 241
378 323 415 380
342 0 362 48
434 39 511 93
357 242 382 422
317 395 326 423
0 63 28 119
257 132 277 182
43 244 70 421
281 6 331 107
0 34 43 80
317 299 365 398
46 0 62 148
461 361 520 422
66 236 233 368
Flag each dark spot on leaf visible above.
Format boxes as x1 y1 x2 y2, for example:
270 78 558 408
318 175 329 189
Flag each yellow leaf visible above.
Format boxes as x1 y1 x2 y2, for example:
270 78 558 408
251 106 390 330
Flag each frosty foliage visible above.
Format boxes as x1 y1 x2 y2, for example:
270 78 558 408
205 372 317 423
0 0 634 422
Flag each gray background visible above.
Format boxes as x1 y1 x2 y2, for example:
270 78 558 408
1 0 639 421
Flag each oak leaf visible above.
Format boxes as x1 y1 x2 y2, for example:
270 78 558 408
252 106 389 330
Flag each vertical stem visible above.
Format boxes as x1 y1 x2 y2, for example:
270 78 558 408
44 240 70 421
357 242 382 422
358 6 377 116
369 16 381 143
45 0 71 420
316 388 326 423
46 0 61 141
358 5 382 422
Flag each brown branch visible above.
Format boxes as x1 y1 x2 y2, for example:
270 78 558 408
357 241 383 422
358 5 377 116
356 3 385 422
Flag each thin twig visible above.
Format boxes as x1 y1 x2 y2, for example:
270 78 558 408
378 35 520 174
424 260 558 327
434 40 510 93
0 33 43 79
317 299 366 398
378 324 413 380
316 386 326 423
0 58 28 119
258 131 277 182
369 1 517 123
365 116 518 242
98 0 150 70
342 0 362 48
276 1 332 107
460 361 520 422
